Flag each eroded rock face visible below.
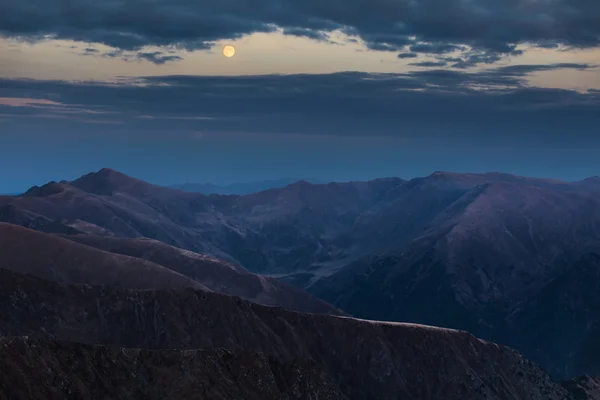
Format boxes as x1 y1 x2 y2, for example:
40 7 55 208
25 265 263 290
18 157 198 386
0 269 577 400
0 337 346 400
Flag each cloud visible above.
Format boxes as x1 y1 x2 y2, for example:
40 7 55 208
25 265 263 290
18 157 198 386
491 63 595 75
282 27 330 41
136 51 183 64
398 52 418 59
0 97 62 107
79 48 185 64
0 65 598 143
409 61 448 67
1 0 599 66
408 43 465 54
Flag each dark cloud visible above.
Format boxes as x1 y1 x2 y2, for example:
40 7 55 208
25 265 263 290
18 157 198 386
409 61 448 67
408 43 465 54
398 52 418 59
1 0 599 65
136 51 183 65
282 27 329 41
1 64 597 142
492 63 595 75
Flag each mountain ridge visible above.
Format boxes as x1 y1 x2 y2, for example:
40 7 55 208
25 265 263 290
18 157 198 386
0 267 587 400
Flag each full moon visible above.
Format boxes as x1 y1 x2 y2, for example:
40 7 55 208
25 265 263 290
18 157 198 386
223 45 236 58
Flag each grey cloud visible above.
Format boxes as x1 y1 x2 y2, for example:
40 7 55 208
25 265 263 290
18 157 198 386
398 52 418 59
1 0 598 63
408 43 465 54
492 63 596 75
137 51 183 64
409 61 448 67
282 27 329 41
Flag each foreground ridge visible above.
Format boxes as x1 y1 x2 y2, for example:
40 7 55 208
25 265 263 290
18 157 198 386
0 268 587 399
0 336 345 400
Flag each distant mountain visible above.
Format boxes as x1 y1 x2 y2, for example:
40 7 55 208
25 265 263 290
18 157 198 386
3 168 600 378
1 168 407 275
0 268 591 400
170 178 326 195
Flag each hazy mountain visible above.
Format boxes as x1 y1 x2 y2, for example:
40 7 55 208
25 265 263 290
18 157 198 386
0 268 592 400
0 168 406 276
170 178 326 195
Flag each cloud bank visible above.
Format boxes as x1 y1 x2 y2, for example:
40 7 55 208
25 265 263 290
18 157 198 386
1 64 598 145
1 0 599 66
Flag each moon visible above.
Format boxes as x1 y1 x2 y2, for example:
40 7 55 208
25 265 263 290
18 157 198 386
223 45 236 58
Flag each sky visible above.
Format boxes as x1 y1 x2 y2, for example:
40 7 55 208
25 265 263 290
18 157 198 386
1 0 600 192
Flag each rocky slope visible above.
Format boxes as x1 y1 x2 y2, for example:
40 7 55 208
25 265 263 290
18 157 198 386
0 268 580 400
563 376 600 400
0 222 341 316
508 254 600 379
0 222 207 291
0 336 344 400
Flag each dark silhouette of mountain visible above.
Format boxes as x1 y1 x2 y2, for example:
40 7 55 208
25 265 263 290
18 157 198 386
170 178 326 195
0 268 592 400
4 168 600 379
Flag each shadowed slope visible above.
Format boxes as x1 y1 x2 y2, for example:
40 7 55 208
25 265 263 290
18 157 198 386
0 337 345 400
0 268 576 400
0 223 208 291
61 234 345 316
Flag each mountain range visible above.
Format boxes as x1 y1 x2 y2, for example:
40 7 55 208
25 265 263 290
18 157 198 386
170 178 325 195
1 167 600 395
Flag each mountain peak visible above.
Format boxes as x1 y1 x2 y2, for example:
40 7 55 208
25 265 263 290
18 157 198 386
71 168 144 195
291 179 312 186
22 181 69 197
